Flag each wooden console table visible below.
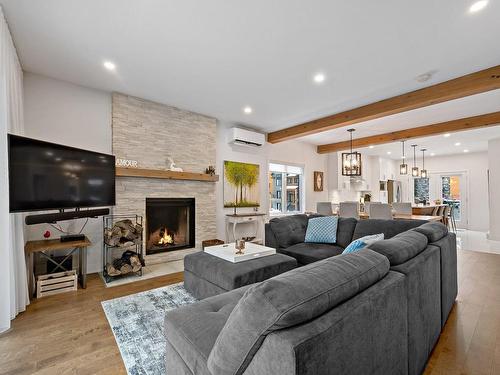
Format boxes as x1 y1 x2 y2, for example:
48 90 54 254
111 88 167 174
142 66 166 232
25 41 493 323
225 213 266 245
25 236 91 298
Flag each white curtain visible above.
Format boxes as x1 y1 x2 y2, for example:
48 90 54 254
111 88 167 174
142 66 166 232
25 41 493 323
0 5 28 333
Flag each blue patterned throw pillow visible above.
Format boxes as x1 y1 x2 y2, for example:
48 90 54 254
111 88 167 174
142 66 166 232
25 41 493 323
304 216 338 244
342 233 385 254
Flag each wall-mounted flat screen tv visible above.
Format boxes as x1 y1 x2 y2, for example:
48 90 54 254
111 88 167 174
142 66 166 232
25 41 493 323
8 134 116 212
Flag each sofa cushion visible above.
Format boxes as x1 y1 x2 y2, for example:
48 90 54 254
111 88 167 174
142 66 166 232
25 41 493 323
368 230 428 266
413 221 448 242
279 243 344 265
352 219 427 241
304 216 338 243
336 217 358 248
269 214 309 248
342 233 384 254
165 285 252 375
207 249 390 375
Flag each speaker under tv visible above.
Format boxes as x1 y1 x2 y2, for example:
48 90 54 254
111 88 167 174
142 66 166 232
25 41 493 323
8 134 116 222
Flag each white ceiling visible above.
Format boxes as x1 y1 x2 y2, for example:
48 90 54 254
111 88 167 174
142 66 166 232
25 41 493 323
2 0 500 134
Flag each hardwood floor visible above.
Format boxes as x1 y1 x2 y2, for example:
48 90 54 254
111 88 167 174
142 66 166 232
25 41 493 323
0 250 499 375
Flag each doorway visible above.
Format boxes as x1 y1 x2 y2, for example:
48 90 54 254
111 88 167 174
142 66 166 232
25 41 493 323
429 172 468 229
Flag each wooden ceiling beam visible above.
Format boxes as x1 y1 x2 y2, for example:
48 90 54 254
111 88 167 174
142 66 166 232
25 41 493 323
267 65 500 144
316 111 500 154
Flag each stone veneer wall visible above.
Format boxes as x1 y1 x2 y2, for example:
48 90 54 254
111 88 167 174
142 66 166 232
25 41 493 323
112 93 217 262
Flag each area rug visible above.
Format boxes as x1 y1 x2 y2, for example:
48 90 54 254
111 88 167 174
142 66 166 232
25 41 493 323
101 282 197 375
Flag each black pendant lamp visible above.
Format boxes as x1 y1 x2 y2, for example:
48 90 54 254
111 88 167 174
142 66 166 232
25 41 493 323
411 144 419 177
400 140 408 175
341 129 362 176
420 149 427 178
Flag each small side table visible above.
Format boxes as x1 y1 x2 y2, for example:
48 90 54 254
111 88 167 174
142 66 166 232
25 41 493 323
225 213 266 245
25 236 91 298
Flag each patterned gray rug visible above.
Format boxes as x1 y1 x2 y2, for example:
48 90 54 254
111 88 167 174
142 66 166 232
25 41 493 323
101 282 197 375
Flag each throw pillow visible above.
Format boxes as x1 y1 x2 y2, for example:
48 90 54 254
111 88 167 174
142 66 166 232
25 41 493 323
304 216 338 244
342 233 385 254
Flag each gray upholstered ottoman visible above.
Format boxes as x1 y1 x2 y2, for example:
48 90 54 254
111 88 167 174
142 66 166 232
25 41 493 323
184 251 297 299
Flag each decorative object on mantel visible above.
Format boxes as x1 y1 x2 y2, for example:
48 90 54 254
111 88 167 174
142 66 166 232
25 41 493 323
400 140 408 175
411 144 420 177
115 166 219 182
102 215 144 284
314 171 324 191
205 165 216 176
341 129 362 176
167 157 183 172
116 158 139 168
225 212 266 245
223 160 260 208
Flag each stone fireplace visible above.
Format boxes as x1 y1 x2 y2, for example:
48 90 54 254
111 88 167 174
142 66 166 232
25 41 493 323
145 198 195 254
112 93 217 264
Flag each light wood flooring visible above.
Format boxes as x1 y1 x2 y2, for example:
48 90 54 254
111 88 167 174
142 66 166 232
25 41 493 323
0 249 499 375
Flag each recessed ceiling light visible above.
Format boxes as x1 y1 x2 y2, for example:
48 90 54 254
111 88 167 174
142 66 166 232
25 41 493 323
430 153 436 156
443 133 451 137
463 149 469 153
469 0 488 13
387 151 392 155
243 106 252 114
369 145 374 149
103 61 116 71
313 73 325 84
455 142 461 146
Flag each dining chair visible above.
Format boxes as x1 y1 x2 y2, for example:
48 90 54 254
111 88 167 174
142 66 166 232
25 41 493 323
364 202 381 215
339 202 359 219
316 202 334 216
436 206 446 222
392 202 412 215
369 204 394 220
443 205 451 229
448 205 457 232
431 206 439 216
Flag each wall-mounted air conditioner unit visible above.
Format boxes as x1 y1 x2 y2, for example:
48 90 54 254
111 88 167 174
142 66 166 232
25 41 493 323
229 127 266 147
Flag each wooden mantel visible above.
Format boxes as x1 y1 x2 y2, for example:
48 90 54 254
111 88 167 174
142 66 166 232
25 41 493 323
115 167 219 182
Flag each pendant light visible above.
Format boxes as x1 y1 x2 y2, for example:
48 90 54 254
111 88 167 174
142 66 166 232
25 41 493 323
420 149 427 178
411 145 419 177
400 140 408 175
341 129 362 176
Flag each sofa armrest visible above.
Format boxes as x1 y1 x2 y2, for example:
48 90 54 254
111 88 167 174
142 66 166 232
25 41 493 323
265 223 279 249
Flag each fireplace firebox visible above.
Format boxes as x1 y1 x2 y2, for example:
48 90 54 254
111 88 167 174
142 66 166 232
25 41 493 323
145 198 195 255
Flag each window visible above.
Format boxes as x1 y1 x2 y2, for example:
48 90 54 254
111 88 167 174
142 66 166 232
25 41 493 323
269 163 303 214
414 178 429 204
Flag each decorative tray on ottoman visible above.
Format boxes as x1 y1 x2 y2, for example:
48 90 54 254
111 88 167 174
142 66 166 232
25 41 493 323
205 242 275 263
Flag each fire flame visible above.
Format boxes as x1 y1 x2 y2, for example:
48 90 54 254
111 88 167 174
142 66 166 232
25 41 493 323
158 229 173 245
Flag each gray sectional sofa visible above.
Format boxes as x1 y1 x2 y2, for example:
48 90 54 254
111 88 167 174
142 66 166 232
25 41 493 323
165 215 457 375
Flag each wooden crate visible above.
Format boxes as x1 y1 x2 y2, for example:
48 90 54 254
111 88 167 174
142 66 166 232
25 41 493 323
202 239 224 250
36 270 78 298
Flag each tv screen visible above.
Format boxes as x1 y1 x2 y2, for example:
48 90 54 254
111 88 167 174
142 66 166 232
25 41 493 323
8 134 116 212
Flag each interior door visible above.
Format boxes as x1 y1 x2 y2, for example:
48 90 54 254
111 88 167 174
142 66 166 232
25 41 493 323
430 172 468 229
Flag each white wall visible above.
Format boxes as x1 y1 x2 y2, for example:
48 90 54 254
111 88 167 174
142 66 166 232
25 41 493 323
488 138 500 240
216 121 329 240
397 151 489 232
23 73 329 270
23 73 112 273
